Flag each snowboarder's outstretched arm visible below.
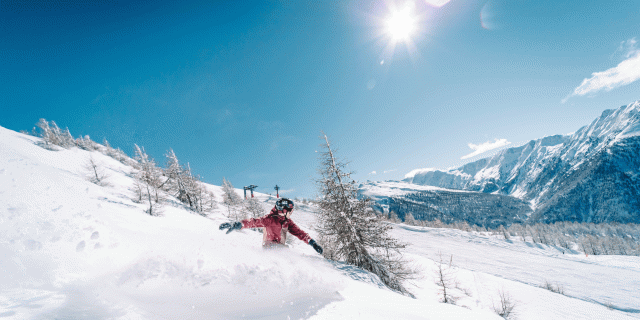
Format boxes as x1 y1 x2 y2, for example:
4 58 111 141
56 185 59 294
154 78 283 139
241 216 268 229
287 220 323 254
219 216 268 234
287 220 312 243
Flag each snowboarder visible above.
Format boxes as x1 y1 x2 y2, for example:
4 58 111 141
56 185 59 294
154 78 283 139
219 198 323 254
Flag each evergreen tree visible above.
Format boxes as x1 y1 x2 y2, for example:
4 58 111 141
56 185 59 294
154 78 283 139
315 134 415 297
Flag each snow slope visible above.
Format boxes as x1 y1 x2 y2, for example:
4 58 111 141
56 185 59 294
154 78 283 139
1 126 637 319
0 126 502 320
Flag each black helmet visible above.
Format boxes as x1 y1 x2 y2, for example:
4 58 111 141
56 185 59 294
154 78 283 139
275 198 294 211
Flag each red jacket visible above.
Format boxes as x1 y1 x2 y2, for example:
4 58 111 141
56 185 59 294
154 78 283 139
241 207 311 245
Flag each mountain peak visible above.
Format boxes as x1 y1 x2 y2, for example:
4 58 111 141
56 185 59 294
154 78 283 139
395 100 640 223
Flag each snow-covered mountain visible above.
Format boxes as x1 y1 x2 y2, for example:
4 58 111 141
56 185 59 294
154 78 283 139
401 101 640 224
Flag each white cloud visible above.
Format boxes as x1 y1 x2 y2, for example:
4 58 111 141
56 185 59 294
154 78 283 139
383 169 397 174
461 138 511 159
563 38 640 103
613 38 638 59
369 171 377 175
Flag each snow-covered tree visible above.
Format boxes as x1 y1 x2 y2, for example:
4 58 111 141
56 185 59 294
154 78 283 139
162 150 216 214
112 147 129 164
404 212 416 226
163 150 198 207
59 127 75 148
221 178 243 220
36 119 54 147
182 163 215 214
431 218 444 228
76 135 97 151
200 189 218 215
49 121 64 146
315 134 415 297
102 139 118 159
389 210 401 223
35 119 65 149
133 144 164 215
244 197 265 219
498 225 510 240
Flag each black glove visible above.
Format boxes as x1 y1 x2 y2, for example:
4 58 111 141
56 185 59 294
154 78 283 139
309 239 323 254
219 222 242 234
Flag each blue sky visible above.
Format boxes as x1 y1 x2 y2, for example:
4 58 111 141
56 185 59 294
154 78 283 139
2 0 640 198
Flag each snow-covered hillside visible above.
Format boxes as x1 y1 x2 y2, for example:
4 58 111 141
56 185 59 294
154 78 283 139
359 181 532 228
402 101 640 223
1 125 637 319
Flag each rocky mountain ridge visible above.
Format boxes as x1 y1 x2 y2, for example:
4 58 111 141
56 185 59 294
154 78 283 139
369 101 640 224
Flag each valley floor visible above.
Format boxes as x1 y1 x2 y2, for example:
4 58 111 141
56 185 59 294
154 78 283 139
388 223 640 319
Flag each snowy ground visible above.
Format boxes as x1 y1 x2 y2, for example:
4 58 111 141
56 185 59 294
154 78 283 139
391 225 640 320
1 126 638 319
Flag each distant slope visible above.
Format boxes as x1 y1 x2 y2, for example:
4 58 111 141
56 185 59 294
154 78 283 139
359 181 531 228
401 101 640 224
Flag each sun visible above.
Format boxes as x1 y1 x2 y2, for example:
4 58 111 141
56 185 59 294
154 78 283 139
374 2 425 61
384 6 417 43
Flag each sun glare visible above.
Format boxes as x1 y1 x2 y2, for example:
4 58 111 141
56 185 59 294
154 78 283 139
374 2 425 61
385 7 417 42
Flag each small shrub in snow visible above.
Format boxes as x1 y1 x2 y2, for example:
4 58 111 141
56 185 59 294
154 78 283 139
434 252 457 304
84 156 111 187
541 280 564 295
492 288 517 319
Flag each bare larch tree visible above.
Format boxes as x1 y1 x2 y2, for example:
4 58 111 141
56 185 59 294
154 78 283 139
315 133 415 297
